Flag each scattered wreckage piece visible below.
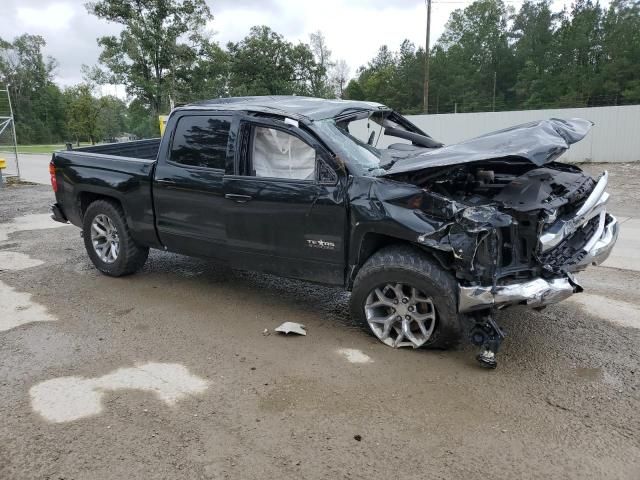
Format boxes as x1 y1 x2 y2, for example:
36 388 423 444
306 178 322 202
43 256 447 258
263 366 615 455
275 322 307 336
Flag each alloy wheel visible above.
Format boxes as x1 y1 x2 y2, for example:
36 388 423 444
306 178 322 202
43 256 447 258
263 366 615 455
90 214 120 264
364 282 437 348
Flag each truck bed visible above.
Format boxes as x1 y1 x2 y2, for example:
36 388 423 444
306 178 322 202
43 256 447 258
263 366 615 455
51 143 160 249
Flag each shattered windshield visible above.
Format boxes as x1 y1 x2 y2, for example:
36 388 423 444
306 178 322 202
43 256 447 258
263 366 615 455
314 110 439 176
314 119 383 175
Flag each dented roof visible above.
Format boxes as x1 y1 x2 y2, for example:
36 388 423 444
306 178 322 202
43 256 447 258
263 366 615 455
183 95 389 121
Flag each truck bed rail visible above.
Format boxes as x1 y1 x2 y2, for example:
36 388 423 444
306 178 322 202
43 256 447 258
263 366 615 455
75 138 161 160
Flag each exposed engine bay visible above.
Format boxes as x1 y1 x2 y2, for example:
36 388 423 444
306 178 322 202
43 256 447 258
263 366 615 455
386 159 609 287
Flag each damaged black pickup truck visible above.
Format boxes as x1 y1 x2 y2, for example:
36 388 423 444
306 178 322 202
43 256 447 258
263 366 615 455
50 96 619 368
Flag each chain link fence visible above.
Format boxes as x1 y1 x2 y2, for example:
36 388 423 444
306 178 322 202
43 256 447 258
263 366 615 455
0 87 20 179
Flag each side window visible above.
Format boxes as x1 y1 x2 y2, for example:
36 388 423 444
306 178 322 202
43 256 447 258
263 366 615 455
251 126 316 180
170 115 230 169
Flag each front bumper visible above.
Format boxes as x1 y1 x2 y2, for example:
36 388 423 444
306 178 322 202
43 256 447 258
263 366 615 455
570 213 619 271
458 213 619 313
458 276 579 313
458 169 620 314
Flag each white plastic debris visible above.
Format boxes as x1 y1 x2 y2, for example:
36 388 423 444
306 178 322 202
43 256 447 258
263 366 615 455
274 322 307 336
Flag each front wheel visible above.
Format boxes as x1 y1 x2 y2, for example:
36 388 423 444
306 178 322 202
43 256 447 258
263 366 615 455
82 200 148 277
350 245 462 349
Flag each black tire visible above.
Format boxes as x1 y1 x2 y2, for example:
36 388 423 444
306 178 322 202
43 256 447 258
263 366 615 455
350 244 462 349
82 199 149 277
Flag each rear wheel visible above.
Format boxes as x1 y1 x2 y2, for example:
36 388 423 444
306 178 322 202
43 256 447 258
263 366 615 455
83 200 148 277
350 245 462 349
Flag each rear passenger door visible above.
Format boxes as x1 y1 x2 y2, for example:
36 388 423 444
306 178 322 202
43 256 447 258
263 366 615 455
154 112 234 258
223 117 348 285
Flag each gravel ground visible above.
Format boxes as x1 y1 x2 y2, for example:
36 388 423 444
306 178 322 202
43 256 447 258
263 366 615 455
0 163 638 479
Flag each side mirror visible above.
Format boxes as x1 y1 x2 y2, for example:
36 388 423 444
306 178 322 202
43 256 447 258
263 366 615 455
317 156 338 185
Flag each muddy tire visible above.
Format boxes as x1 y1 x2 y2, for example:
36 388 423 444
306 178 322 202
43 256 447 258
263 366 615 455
350 244 462 349
82 200 148 277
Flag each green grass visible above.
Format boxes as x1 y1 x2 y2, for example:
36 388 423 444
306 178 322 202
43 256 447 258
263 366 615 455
0 143 90 155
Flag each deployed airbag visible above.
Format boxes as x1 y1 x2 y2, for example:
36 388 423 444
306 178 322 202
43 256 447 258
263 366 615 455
253 127 315 180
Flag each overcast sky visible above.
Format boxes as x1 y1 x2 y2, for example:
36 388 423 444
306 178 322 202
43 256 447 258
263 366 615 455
2 0 583 93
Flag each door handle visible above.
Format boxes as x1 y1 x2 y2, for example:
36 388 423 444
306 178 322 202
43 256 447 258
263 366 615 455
156 179 178 186
225 193 253 203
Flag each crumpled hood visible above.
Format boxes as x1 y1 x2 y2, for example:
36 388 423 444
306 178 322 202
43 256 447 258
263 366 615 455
382 118 593 176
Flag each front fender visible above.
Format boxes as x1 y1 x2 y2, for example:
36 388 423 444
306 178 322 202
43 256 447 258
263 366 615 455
347 176 512 284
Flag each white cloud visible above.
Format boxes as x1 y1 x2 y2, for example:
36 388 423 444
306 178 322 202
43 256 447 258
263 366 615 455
16 2 76 31
211 0 459 71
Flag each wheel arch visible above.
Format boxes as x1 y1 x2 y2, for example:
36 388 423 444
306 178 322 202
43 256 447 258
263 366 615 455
346 232 419 290
77 190 126 220
347 232 450 290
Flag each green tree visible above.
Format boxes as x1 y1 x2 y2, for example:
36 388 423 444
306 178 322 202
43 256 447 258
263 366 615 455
179 39 229 103
599 0 640 104
434 0 515 112
551 0 605 106
344 78 365 100
510 1 558 108
226 26 322 96
0 34 66 143
127 98 158 138
65 84 104 144
393 41 424 113
353 46 399 107
344 1 520 113
86 0 213 118
99 95 128 140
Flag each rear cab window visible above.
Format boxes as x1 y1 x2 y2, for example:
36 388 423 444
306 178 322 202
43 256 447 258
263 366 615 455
170 115 231 169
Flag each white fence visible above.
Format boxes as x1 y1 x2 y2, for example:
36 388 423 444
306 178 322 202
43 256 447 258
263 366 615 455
405 105 640 163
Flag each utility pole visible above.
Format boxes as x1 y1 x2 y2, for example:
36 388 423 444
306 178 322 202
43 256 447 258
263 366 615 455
492 71 497 112
423 0 432 114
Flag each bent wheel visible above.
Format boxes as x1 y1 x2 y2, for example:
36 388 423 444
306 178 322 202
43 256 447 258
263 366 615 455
364 283 436 348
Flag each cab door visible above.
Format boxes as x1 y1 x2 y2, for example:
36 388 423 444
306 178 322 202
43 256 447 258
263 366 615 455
223 117 347 285
154 112 234 259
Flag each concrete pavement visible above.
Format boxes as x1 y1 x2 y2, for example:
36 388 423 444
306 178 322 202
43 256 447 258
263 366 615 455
603 217 640 272
13 153 52 185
